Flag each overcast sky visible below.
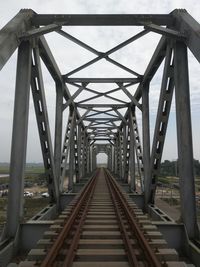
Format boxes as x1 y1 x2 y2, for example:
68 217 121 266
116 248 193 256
0 0 199 164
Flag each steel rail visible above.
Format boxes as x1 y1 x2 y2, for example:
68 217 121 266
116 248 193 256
40 170 99 267
62 176 97 267
106 171 140 266
104 169 163 267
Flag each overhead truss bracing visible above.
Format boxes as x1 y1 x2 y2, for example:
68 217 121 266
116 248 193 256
0 9 199 254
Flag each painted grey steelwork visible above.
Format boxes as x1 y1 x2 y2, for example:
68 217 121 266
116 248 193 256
3 41 32 239
174 41 199 239
0 8 200 266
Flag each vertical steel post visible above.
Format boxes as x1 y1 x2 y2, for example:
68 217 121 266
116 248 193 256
123 123 127 182
111 146 114 172
119 132 123 179
54 82 63 189
142 83 151 209
81 131 85 177
111 145 115 173
93 147 97 170
129 108 136 191
108 148 112 170
114 140 118 175
88 141 91 173
82 131 87 176
5 41 31 238
68 107 75 191
77 124 82 179
174 41 199 239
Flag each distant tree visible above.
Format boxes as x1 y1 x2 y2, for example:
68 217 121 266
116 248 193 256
194 159 200 175
160 159 200 177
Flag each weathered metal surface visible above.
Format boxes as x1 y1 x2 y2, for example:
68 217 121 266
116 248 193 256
32 14 174 26
0 9 199 266
4 41 32 238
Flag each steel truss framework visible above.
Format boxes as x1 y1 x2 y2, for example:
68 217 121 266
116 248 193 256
0 8 199 257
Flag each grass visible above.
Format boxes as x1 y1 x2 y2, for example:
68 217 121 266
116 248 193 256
23 198 49 221
162 197 179 206
0 166 9 174
0 164 44 175
0 197 49 225
0 164 48 228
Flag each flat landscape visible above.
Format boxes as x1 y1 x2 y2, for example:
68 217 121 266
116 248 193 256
0 162 200 232
0 163 49 231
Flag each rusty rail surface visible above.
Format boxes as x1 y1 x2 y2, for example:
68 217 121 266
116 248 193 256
39 168 164 267
40 169 99 267
104 168 163 267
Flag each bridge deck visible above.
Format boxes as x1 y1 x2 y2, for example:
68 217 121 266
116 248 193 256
19 168 189 267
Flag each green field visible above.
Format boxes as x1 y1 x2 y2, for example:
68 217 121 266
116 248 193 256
0 164 45 185
0 164 44 174
0 197 49 226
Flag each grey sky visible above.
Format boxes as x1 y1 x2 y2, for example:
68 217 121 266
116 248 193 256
0 0 200 163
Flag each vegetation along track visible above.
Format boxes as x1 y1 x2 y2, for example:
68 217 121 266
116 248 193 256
19 168 187 267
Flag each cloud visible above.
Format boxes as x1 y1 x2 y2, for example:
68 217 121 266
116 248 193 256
0 0 200 162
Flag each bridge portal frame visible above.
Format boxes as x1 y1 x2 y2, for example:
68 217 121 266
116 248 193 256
0 9 199 265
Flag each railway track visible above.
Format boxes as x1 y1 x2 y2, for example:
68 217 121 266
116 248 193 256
19 168 188 267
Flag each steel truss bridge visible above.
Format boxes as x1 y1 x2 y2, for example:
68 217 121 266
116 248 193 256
0 9 199 267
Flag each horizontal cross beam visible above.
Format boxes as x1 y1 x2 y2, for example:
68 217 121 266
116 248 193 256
32 14 173 26
89 138 114 141
77 104 128 108
20 24 61 40
87 126 119 130
85 118 121 121
144 23 186 39
65 77 141 83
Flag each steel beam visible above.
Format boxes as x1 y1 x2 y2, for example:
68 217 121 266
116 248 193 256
149 44 174 204
130 112 144 192
20 24 61 40
77 110 91 124
78 104 127 108
113 109 127 124
174 41 199 239
142 83 151 209
82 131 87 177
65 78 141 83
136 36 167 100
54 82 63 185
144 23 186 39
31 46 59 204
63 87 83 110
120 84 142 110
118 133 123 179
38 36 85 129
129 108 136 191
38 36 63 83
68 108 76 191
119 36 167 128
89 138 114 141
74 125 79 182
63 30 147 78
122 124 127 182
85 118 120 121
57 29 99 55
60 108 76 191
77 125 82 179
172 9 200 63
4 41 31 238
0 9 33 70
32 14 173 26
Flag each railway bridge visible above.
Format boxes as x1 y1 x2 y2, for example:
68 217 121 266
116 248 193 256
0 9 200 266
